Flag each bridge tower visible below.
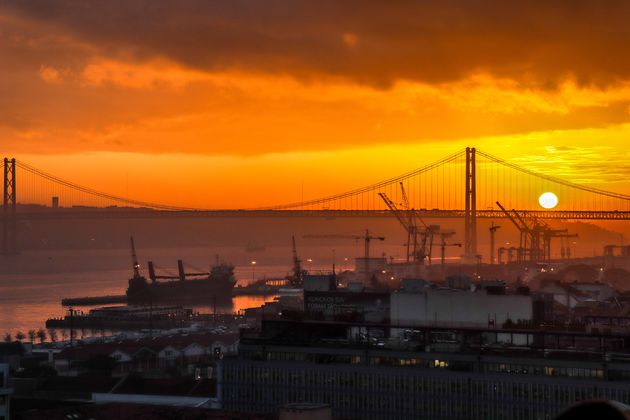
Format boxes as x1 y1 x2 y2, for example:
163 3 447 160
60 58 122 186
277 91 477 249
2 158 17 255
464 147 477 261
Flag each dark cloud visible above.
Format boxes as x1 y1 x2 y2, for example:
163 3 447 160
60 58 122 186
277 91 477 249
4 0 630 88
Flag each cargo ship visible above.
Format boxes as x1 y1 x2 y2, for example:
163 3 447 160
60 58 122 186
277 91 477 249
126 237 236 304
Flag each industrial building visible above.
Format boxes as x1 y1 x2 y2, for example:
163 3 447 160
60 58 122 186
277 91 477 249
390 286 532 329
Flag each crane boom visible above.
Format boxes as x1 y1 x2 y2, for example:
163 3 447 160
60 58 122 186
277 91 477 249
130 236 141 279
398 182 429 230
399 181 409 211
378 193 412 233
495 202 524 231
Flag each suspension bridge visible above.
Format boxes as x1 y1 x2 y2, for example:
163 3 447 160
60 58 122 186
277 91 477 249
2 147 630 257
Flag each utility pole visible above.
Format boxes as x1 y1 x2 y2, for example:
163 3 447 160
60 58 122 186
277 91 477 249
489 222 501 265
2 158 17 255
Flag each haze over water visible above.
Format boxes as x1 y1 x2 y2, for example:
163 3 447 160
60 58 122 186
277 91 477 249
0 247 299 336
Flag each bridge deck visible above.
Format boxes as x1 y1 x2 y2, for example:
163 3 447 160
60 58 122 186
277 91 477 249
11 209 630 220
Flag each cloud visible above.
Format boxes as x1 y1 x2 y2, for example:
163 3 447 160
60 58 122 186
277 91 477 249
79 58 211 89
5 1 630 89
2 2 630 159
38 65 63 83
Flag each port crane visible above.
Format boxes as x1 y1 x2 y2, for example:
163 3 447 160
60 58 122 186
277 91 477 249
496 201 577 262
379 183 439 264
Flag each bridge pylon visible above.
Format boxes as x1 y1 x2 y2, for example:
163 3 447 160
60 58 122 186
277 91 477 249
2 158 17 255
464 147 477 262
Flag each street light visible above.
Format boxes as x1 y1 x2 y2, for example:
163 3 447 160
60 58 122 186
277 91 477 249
251 260 256 282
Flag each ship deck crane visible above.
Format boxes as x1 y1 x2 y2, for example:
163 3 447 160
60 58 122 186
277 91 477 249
146 260 209 282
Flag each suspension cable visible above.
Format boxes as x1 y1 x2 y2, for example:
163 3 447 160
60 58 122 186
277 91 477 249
257 149 465 210
15 160 201 211
476 150 630 201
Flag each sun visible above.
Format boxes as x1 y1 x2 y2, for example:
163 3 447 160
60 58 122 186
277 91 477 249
538 192 558 209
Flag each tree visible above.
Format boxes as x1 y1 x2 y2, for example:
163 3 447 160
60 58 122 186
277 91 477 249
3 332 11 343
37 328 47 344
15 331 25 342
28 330 37 343
48 329 58 343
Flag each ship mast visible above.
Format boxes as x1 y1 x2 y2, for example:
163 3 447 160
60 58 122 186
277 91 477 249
130 236 141 279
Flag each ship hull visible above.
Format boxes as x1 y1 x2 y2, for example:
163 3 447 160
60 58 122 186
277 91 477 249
127 278 235 305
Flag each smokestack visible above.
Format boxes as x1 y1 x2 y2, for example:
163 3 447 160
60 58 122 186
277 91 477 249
178 259 185 282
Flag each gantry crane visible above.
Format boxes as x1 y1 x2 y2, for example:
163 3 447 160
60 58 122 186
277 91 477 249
379 183 437 263
496 201 532 262
496 201 577 262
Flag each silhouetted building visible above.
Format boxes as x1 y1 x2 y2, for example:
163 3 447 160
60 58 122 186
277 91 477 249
0 364 11 420
221 319 630 419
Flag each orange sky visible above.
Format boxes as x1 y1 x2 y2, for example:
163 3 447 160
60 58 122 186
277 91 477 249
2 2 630 208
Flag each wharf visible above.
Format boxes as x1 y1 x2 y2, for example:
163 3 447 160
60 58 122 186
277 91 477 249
46 311 245 330
232 286 280 296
